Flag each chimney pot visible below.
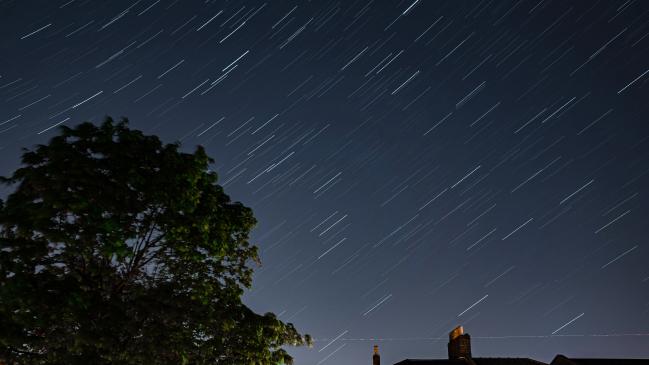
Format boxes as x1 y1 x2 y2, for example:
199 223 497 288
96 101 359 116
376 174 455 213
373 345 380 365
450 326 464 340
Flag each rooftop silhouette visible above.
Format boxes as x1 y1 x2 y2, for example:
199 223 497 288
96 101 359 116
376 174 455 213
371 327 649 365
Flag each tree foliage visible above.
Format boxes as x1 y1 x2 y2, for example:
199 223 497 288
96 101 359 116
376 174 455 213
0 117 310 365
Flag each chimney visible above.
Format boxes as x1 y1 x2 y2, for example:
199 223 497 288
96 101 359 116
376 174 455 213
447 326 472 360
373 345 380 365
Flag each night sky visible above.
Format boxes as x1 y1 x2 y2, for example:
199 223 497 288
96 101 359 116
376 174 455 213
1 0 649 364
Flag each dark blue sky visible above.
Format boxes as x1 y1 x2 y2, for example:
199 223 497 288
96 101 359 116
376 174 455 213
1 0 648 364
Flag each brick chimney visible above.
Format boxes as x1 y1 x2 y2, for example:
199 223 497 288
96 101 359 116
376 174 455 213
447 326 472 360
373 345 380 365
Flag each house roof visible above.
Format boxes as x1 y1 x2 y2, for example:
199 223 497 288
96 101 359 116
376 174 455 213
394 360 466 365
551 355 649 365
395 358 549 365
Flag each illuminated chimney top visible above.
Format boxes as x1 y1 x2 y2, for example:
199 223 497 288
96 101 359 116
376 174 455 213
450 326 464 340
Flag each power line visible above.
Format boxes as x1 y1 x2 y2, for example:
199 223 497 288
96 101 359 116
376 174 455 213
311 333 649 342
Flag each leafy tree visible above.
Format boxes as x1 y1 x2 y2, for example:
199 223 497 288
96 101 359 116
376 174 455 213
0 118 310 365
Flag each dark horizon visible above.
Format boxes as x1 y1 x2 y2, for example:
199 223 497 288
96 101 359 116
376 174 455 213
1 1 648 364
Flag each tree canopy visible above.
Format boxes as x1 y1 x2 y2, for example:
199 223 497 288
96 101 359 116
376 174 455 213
0 117 310 365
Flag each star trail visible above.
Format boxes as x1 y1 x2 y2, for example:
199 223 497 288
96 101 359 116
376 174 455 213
1 0 648 364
